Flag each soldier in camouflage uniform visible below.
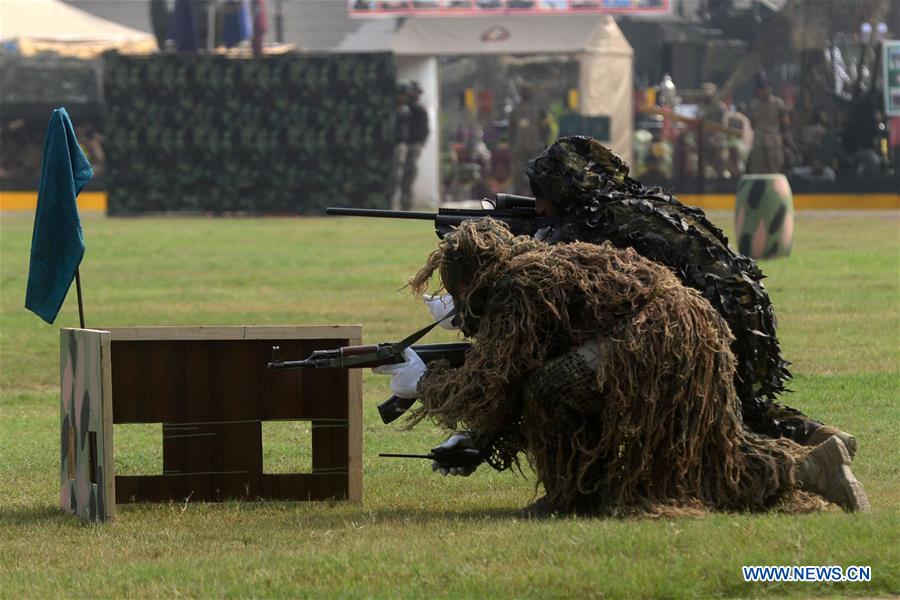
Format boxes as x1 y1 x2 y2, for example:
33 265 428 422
522 135 854 451
747 77 788 174
396 219 868 515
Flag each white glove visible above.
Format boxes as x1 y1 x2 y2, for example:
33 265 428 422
423 294 458 330
371 348 426 399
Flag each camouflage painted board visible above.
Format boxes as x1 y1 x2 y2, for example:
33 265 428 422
60 328 115 522
735 174 794 259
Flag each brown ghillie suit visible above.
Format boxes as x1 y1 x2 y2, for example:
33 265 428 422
409 219 815 516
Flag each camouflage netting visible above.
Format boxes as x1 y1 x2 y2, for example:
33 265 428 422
102 52 396 214
408 219 821 516
524 136 816 443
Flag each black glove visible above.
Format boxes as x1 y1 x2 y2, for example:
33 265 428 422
430 432 482 477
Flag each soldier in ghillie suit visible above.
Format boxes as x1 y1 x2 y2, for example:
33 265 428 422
400 219 867 515
523 135 854 452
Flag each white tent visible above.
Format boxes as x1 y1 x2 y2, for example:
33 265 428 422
392 14 634 206
0 0 156 58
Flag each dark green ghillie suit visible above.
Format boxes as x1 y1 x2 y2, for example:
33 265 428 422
524 136 820 444
409 220 819 515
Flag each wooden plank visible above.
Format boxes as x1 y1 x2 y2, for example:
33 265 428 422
299 346 349 421
116 473 347 503
59 329 114 522
106 326 249 341
161 421 263 500
60 329 74 514
244 325 362 340
312 422 348 474
104 325 362 342
112 338 351 423
99 332 116 519
347 336 363 503
263 339 347 420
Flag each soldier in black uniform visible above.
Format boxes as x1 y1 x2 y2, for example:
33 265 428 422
400 81 430 210
393 81 412 209
523 135 855 450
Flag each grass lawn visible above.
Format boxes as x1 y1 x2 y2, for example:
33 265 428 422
0 210 898 598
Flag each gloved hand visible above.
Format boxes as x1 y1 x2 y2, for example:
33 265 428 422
430 432 480 477
371 348 426 399
423 294 458 330
432 461 477 477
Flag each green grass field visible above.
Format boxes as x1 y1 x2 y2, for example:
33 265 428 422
1 211 898 598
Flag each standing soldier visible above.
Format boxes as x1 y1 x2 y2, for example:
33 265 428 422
393 81 412 209
400 81 430 211
747 73 788 173
698 82 728 177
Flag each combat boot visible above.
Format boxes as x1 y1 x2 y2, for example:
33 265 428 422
806 425 858 458
797 436 870 512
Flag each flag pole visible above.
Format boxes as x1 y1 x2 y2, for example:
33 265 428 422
75 268 85 329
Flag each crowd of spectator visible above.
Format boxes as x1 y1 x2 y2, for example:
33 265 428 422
632 71 897 187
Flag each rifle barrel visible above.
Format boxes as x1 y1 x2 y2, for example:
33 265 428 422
379 453 435 460
326 207 436 220
268 358 313 370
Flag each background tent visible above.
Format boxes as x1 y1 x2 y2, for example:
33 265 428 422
0 0 156 58
393 14 634 205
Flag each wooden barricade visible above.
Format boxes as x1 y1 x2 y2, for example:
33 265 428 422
60 326 362 522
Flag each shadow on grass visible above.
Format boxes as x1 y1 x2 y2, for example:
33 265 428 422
113 499 546 527
6 500 871 532
2 498 549 529
0 504 77 527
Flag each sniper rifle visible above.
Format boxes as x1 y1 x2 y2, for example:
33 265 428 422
326 193 547 239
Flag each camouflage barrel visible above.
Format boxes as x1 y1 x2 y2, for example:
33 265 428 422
735 174 794 259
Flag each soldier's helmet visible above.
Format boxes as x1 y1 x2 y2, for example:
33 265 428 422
524 136 631 213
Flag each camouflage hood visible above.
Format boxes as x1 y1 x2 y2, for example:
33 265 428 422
524 136 637 213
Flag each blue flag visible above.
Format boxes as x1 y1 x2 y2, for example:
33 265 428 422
25 108 92 325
